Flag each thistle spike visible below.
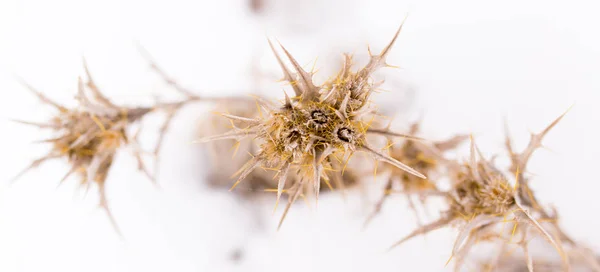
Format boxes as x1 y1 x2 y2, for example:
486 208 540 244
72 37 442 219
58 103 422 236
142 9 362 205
277 41 320 102
512 107 571 173
195 129 258 143
16 76 67 112
278 179 306 230
366 128 427 142
362 144 426 179
11 119 60 129
388 216 453 251
229 157 262 191
82 58 118 109
313 151 322 203
338 91 351 117
359 14 408 80
268 39 303 97
219 112 261 125
275 162 291 211
283 91 293 109
98 181 124 238
10 154 60 184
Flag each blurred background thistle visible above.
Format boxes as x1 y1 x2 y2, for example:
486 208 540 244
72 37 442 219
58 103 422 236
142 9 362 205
10 61 203 235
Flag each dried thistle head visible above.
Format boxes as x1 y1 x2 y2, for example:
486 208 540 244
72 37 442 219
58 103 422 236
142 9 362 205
363 121 467 227
198 19 426 229
447 155 516 219
12 59 199 236
200 100 359 198
388 112 579 272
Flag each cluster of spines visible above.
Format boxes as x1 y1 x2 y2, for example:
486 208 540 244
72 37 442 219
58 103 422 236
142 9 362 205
12 54 208 236
11 19 599 272
382 108 600 271
198 20 433 229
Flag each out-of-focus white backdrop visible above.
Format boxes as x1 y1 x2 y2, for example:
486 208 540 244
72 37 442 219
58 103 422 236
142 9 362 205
1 0 599 271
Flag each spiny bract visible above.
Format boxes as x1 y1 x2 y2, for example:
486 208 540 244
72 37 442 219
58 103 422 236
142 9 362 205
198 20 427 229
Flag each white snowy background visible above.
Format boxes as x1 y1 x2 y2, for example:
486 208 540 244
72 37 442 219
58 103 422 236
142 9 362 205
0 0 599 271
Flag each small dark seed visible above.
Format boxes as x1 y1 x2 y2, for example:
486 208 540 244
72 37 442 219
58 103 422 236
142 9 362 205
337 127 354 142
311 110 328 125
457 187 467 198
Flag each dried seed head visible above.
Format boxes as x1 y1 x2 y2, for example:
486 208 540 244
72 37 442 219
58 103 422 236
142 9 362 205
448 164 515 218
13 75 148 236
388 114 581 271
200 100 359 198
13 60 200 236
198 21 425 228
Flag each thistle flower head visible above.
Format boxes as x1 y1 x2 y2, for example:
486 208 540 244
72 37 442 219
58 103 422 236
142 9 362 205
448 154 516 219
201 100 358 197
198 20 426 229
388 113 577 271
13 59 199 236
